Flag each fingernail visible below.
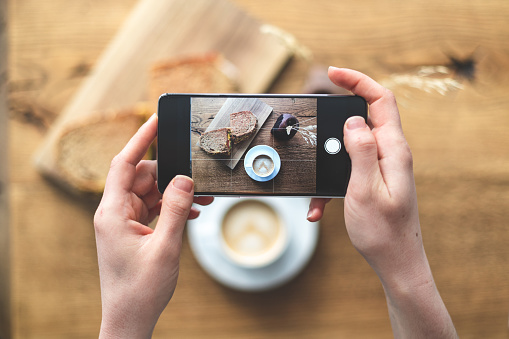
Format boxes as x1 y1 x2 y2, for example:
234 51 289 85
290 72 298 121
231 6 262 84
328 66 339 71
346 116 366 130
173 175 194 193
307 209 313 219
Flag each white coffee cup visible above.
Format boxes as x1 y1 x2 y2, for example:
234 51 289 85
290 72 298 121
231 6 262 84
244 145 281 182
220 199 289 268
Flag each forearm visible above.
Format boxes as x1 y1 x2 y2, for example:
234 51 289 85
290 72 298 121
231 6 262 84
380 259 457 339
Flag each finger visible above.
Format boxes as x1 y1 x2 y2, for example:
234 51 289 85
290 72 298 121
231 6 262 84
328 67 385 105
132 160 157 197
118 113 157 167
343 116 386 200
328 67 402 131
307 198 332 222
103 114 157 195
154 175 195 247
329 67 412 195
193 196 214 206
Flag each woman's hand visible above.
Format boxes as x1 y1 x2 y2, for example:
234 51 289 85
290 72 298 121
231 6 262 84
308 67 457 338
94 114 213 338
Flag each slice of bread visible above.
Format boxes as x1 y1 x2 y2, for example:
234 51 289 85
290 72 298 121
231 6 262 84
199 128 232 156
56 106 151 194
150 52 238 101
230 110 257 144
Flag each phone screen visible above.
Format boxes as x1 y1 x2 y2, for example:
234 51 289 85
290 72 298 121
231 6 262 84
157 94 367 197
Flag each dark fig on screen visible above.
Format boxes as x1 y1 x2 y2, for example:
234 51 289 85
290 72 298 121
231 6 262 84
271 114 299 140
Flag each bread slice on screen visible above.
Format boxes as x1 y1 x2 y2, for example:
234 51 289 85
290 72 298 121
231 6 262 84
230 110 257 144
199 128 232 156
56 105 152 194
150 52 238 100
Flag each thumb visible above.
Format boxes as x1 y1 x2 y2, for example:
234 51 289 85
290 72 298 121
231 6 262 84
343 116 384 196
154 175 194 243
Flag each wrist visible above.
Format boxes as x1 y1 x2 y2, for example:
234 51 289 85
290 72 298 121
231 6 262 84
377 249 434 297
380 259 436 306
100 306 156 339
362 216 429 292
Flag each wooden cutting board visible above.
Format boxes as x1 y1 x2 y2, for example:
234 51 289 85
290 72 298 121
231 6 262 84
33 0 294 187
193 98 274 169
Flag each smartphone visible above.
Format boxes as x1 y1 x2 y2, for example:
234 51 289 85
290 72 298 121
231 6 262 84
157 94 367 197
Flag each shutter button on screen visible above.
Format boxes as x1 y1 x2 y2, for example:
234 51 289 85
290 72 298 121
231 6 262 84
325 138 341 154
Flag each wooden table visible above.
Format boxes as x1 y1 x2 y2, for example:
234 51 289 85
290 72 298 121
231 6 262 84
3 0 509 338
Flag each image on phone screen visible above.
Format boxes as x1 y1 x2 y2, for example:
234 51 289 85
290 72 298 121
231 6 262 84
191 96 316 194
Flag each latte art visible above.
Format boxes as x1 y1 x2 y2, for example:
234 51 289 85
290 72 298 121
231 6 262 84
252 155 274 177
221 200 287 267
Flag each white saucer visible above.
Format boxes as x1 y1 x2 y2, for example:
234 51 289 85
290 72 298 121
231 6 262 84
187 197 319 292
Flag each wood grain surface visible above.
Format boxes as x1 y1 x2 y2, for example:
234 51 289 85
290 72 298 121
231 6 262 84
5 0 509 338
0 1 11 338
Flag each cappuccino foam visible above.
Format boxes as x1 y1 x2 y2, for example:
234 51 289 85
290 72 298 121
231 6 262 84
252 155 274 177
221 200 281 257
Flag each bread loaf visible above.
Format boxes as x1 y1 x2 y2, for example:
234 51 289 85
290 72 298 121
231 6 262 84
230 110 257 144
150 53 238 100
199 128 232 156
56 106 151 194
